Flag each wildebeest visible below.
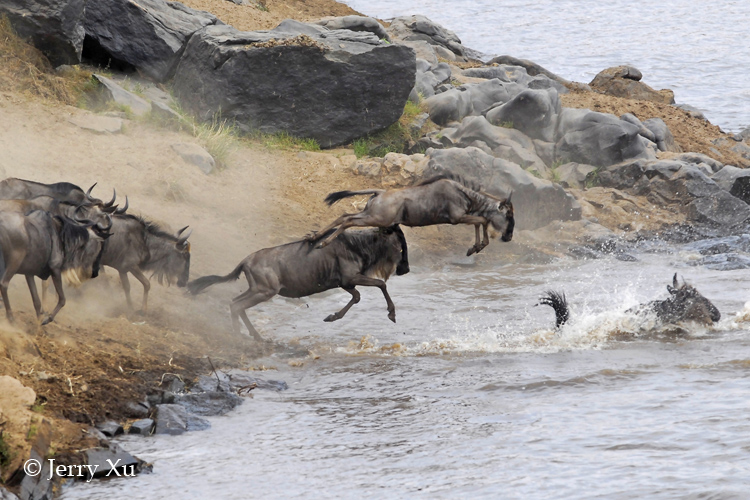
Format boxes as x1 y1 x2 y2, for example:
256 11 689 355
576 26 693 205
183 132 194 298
187 225 410 341
0 210 105 324
0 195 116 234
309 175 514 256
0 178 120 213
538 274 721 329
100 213 192 312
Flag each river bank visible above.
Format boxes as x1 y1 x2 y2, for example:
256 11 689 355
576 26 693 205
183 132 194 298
1 0 750 498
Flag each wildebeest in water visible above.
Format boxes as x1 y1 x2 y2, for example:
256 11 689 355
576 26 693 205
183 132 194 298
100 213 192 312
308 175 515 256
538 274 721 329
0 210 106 324
188 225 410 341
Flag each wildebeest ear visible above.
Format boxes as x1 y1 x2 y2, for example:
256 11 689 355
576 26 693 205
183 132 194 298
667 285 676 294
672 273 679 288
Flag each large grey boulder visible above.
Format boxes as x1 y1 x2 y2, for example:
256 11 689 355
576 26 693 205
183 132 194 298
388 15 466 59
423 147 581 230
486 55 573 88
589 65 675 104
555 108 655 167
316 15 389 41
485 88 561 143
84 0 222 82
414 59 451 99
643 117 680 152
173 22 416 147
712 165 750 204
1 0 85 65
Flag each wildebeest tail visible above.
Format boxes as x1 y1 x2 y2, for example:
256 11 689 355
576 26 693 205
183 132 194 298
538 290 569 328
324 189 385 206
187 262 244 295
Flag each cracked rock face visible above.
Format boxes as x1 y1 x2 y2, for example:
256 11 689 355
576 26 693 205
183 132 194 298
173 22 416 147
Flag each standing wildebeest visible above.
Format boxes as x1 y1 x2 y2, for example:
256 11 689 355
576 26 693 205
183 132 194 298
309 175 514 256
0 196 116 234
0 210 105 324
538 274 721 329
187 225 410 341
0 177 118 209
100 213 192 312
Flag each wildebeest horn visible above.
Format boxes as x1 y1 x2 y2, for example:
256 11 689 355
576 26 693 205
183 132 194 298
176 228 192 246
86 183 97 199
672 273 678 288
115 196 129 214
507 191 513 204
176 226 189 237
103 188 116 208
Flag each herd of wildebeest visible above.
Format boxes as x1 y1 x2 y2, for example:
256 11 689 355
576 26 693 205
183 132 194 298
0 175 722 341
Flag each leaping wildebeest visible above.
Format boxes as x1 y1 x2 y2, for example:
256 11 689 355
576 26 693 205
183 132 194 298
100 213 192 312
538 274 721 329
309 175 515 256
0 210 106 324
0 177 116 208
188 225 410 341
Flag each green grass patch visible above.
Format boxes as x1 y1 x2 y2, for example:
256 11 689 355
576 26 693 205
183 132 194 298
350 100 430 158
252 131 321 151
585 167 602 188
0 431 13 469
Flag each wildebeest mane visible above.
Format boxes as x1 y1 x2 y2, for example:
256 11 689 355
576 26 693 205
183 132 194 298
17 179 86 196
56 216 91 253
118 213 180 242
336 227 403 275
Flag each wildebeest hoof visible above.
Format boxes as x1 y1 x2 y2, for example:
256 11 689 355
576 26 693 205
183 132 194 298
466 246 478 256
388 312 396 323
324 314 339 322
41 315 53 326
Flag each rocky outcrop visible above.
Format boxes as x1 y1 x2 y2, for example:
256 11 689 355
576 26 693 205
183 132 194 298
83 0 222 82
589 65 675 104
712 165 750 204
413 59 451 99
424 79 524 126
387 15 468 60
423 147 582 230
173 21 416 147
1 0 85 66
316 15 389 41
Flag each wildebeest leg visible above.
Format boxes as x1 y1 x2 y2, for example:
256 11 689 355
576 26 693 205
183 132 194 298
474 223 490 255
324 287 360 322
467 224 482 256
229 288 277 341
305 214 355 242
118 271 134 309
42 272 66 325
130 268 151 312
347 275 396 323
0 280 13 323
25 275 43 318
317 214 389 248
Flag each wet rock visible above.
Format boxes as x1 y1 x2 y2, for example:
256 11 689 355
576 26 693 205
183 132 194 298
128 419 154 435
153 404 210 435
388 15 466 59
0 486 19 500
84 441 144 478
316 15 389 41
688 253 750 271
462 65 532 85
712 165 750 204
424 79 524 126
175 392 242 416
84 0 222 82
555 108 654 167
67 114 123 134
92 75 151 117
683 235 750 255
423 146 581 230
191 373 231 393
171 143 215 175
486 55 573 88
95 420 124 437
8 420 53 500
1 0 85 66
589 66 675 104
485 88 561 143
124 401 150 419
159 374 186 394
225 370 289 391
173 22 415 148
676 152 724 173
146 390 176 406
413 60 451 99
642 117 680 152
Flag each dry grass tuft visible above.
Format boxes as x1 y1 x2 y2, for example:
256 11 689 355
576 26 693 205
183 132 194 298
0 16 93 105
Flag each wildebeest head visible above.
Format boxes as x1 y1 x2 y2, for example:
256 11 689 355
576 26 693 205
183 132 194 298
661 274 721 324
148 225 192 287
385 224 409 276
56 216 108 285
488 193 515 242
72 203 113 236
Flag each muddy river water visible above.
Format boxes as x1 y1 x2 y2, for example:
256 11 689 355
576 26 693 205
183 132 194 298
63 238 750 499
